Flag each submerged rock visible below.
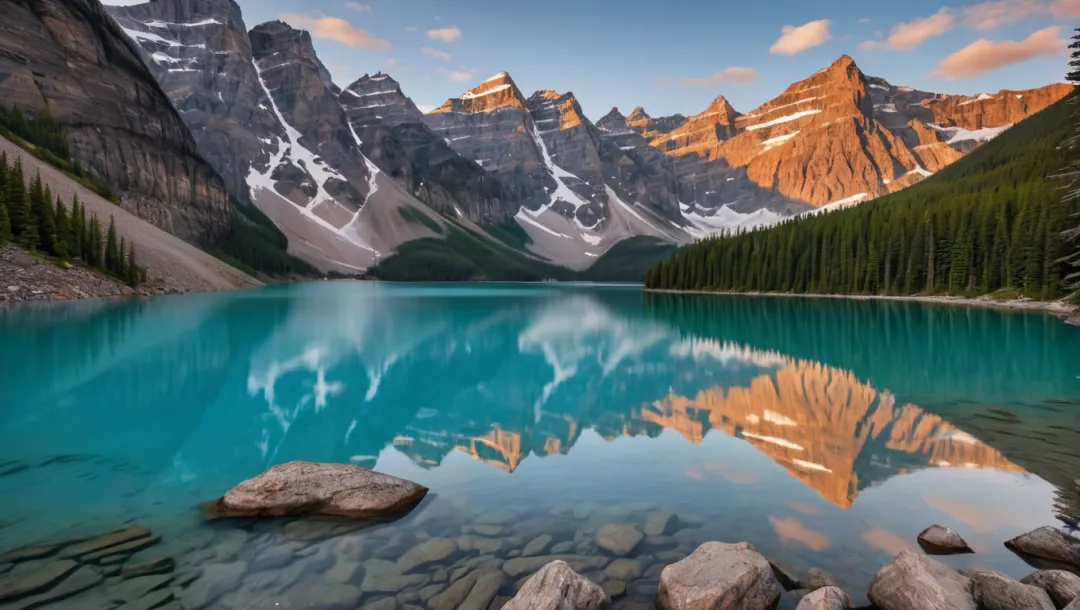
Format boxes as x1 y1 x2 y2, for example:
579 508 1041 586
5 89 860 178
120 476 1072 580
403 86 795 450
595 524 643 556
522 535 553 558
211 462 428 519
655 541 783 610
59 525 152 559
867 551 975 610
1006 527 1080 575
0 560 78 601
1020 570 1080 608
796 586 852 609
0 566 103 610
967 570 1054 610
917 525 974 555
769 560 805 591
644 511 679 537
503 560 609 609
397 538 458 573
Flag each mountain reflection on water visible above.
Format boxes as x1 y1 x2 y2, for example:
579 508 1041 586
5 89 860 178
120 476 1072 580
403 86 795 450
0 283 1078 583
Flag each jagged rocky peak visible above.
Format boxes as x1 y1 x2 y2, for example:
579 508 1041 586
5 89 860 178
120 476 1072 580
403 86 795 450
599 106 626 123
527 89 588 131
111 0 245 28
922 83 1074 131
656 95 742 159
625 106 687 140
341 72 423 128
430 71 527 114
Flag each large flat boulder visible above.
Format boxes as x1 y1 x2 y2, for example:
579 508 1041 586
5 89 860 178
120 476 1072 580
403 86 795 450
1006 527 1080 575
210 462 428 519
867 550 976 610
967 570 1054 610
655 541 783 610
1020 570 1080 609
502 560 609 610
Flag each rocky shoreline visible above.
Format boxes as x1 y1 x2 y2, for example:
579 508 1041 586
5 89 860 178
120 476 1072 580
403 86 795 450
0 245 185 303
1 516 1077 610
645 288 1080 325
3 463 1078 609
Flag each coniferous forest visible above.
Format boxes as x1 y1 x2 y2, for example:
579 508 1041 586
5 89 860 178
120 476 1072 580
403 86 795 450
0 151 143 285
645 91 1080 301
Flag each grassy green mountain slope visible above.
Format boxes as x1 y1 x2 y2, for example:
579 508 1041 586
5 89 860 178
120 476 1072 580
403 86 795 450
646 92 1080 300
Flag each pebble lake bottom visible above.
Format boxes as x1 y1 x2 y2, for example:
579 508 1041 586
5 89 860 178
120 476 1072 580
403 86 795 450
0 282 1078 609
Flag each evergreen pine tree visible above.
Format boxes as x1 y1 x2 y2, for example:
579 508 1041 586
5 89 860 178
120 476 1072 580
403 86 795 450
0 203 11 245
89 215 103 267
53 195 70 261
30 177 56 255
126 242 139 285
105 215 119 274
5 158 31 239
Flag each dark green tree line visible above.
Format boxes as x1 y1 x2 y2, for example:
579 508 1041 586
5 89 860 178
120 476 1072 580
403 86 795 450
1060 27 1080 289
646 92 1080 300
0 151 143 285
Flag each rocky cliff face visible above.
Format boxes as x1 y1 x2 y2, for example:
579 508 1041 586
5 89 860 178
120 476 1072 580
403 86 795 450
624 57 1071 212
0 0 232 246
340 73 512 224
424 73 690 268
106 0 275 208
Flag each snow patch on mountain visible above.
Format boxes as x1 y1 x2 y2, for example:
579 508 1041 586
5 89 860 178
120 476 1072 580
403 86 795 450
745 109 822 131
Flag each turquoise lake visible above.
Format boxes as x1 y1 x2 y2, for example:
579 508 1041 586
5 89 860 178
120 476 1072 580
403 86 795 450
1 283 1079 608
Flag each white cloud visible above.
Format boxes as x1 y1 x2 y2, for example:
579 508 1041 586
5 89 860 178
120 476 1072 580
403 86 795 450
931 25 1065 79
427 26 461 42
405 26 419 32
883 8 955 50
438 67 476 82
770 20 831 55
344 2 371 11
857 17 872 23
421 47 451 61
280 12 391 50
680 67 758 87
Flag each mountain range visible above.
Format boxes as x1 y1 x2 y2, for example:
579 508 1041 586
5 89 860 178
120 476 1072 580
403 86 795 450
0 0 1071 277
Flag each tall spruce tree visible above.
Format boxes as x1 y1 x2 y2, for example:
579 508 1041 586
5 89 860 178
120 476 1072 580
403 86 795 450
53 195 70 261
1061 28 1080 288
126 242 139 285
104 215 118 274
0 203 11 245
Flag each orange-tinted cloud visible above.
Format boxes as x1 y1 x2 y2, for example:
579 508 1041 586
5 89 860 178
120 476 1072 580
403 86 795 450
685 467 705 481
930 26 1065 79
770 517 831 550
1050 0 1080 18
770 20 831 55
861 526 915 556
427 26 461 42
962 0 1043 30
279 13 390 50
437 67 475 82
680 67 758 88
884 8 956 50
923 494 1003 531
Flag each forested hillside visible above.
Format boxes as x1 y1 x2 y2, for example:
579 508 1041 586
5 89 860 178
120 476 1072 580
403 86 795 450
646 93 1080 301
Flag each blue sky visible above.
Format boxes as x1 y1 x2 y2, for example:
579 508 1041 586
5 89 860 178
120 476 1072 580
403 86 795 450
110 0 1077 119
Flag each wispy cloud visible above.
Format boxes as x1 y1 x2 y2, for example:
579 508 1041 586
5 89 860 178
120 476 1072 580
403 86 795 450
857 17 872 23
962 0 1080 30
439 67 475 82
770 20 831 55
280 12 391 50
883 8 955 50
405 26 418 32
680 66 758 87
421 47 451 61
930 25 1065 79
962 0 1042 30
344 2 371 11
427 26 461 42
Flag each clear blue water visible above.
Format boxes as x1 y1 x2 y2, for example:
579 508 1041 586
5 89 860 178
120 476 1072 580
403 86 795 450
1 283 1078 607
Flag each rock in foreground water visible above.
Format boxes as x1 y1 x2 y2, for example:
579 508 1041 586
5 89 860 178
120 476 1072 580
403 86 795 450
917 525 973 555
503 560 609 610
655 541 783 610
1006 527 1080 575
1020 570 1080 609
796 586 852 609
867 550 976 610
210 461 429 519
967 570 1054 610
